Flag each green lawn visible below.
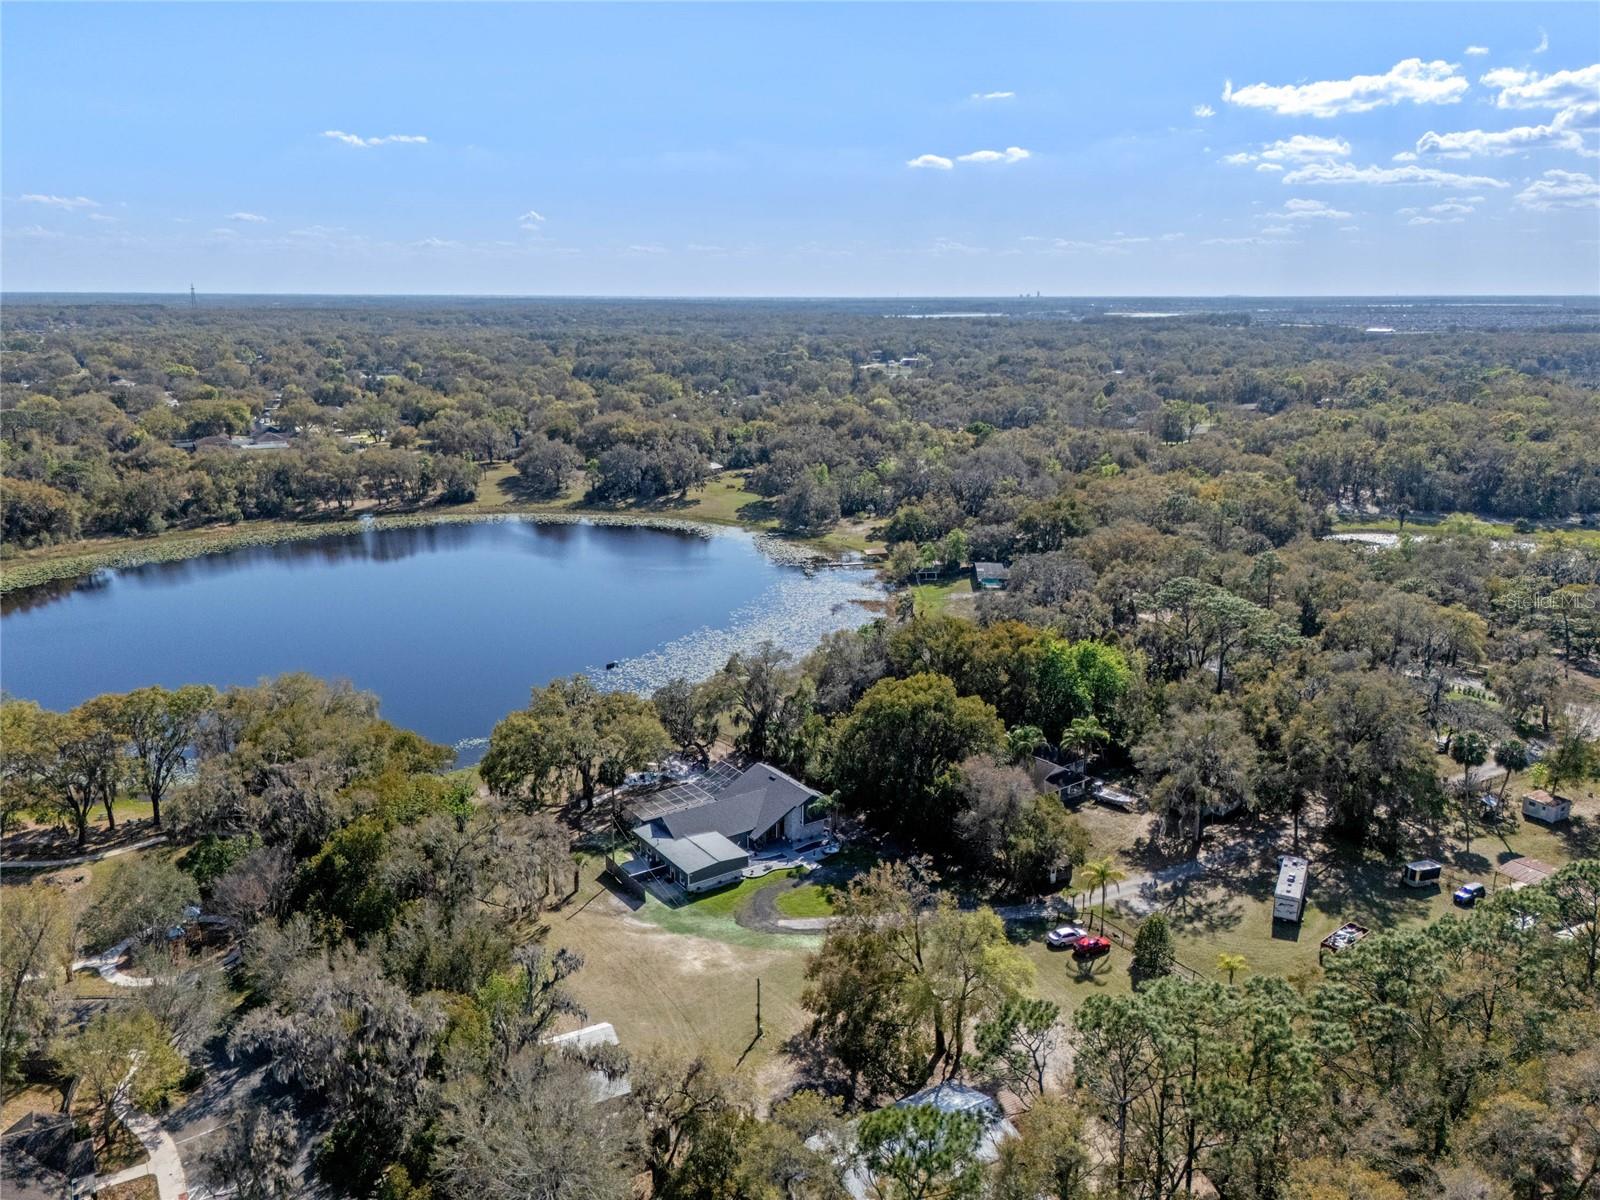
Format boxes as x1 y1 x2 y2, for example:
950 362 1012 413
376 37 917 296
910 576 975 617
630 869 820 950
773 883 838 918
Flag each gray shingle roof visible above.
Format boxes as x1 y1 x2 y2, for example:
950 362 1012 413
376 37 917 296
656 763 819 843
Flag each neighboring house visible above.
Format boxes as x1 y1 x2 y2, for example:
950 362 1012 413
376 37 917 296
185 432 294 453
626 762 831 893
1521 789 1572 824
544 1021 631 1103
841 1083 1017 1200
973 561 1011 590
0 1112 94 1200
1029 753 1092 801
238 431 292 451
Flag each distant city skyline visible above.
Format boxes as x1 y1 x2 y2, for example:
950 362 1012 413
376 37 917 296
4 3 1597 296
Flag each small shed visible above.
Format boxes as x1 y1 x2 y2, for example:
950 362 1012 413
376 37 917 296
1496 856 1557 889
973 562 1011 590
1402 859 1443 888
1273 855 1309 923
1521 789 1572 824
544 1022 632 1103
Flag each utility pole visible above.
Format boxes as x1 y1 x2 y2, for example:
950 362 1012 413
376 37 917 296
190 283 197 310
755 977 763 1039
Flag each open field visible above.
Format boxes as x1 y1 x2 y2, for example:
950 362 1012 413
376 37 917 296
552 860 817 1088
1332 510 1600 550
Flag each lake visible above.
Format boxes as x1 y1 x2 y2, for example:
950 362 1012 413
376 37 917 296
0 519 882 759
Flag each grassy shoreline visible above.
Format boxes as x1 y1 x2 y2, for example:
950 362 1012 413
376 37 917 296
1 471 878 596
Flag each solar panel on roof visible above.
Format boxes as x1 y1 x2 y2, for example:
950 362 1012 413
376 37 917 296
624 760 745 823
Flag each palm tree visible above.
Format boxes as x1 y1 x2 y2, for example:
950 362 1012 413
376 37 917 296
1005 725 1047 765
1216 951 1248 985
1079 857 1127 934
1060 716 1109 781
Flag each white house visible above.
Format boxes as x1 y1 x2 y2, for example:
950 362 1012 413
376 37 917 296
1521 789 1572 825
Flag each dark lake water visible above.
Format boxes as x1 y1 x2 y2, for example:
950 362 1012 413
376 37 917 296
0 519 880 759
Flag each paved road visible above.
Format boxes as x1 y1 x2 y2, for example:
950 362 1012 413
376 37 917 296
93 1098 189 1200
1 834 168 872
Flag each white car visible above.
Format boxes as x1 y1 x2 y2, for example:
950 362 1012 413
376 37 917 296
1046 923 1090 949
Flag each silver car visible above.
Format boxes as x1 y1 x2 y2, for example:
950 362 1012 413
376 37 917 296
1046 923 1089 949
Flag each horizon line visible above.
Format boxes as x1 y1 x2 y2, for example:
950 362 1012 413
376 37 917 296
5 290 1598 302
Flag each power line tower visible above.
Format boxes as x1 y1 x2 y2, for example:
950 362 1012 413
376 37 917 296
190 283 197 310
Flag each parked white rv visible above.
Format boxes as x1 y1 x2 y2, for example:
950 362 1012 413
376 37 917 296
1274 855 1309 923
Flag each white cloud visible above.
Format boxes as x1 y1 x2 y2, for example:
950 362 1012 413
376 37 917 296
1464 45 1490 56
1428 200 1476 214
907 153 954 170
1222 58 1468 118
956 146 1031 164
1408 214 1464 225
625 243 669 254
1514 168 1600 210
1263 134 1352 162
1533 27 1549 55
1479 64 1600 110
930 237 986 255
322 130 429 148
1413 110 1589 158
1193 104 1215 118
971 91 1015 101
1200 235 1299 245
1256 163 1285 173
19 193 100 209
1039 232 1181 253
228 211 268 222
1268 197 1353 221
1227 133 1354 168
519 210 546 224
1281 161 1509 188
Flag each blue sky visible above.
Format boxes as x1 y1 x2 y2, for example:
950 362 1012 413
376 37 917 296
4 3 1597 295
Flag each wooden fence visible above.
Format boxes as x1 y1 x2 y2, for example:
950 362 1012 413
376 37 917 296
1092 911 1206 983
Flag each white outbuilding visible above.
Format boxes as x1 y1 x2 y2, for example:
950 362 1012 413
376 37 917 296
1521 789 1572 825
1273 855 1309 923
